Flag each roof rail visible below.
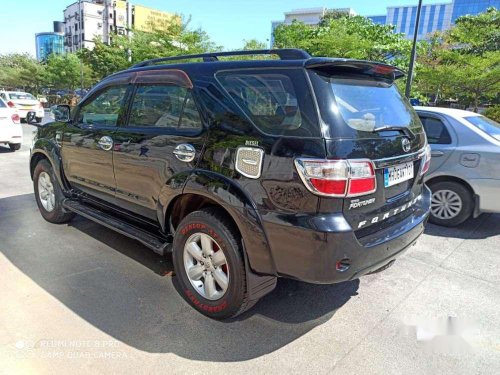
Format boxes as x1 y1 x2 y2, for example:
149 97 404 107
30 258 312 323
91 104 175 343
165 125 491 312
131 49 311 68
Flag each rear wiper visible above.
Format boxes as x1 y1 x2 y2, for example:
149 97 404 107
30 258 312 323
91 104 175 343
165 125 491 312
373 125 415 139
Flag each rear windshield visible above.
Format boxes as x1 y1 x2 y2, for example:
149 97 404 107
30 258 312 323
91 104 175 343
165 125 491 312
9 92 36 100
309 71 423 139
216 69 320 137
0 99 5 108
465 115 500 141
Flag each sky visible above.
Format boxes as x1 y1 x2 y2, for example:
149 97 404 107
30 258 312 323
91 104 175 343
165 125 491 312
0 0 447 56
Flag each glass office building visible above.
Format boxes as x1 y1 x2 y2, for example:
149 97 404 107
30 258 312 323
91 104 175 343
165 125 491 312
451 0 499 22
368 15 387 25
35 32 64 61
367 0 499 40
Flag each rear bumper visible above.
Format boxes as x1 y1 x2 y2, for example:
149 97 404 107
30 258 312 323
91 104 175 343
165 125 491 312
18 109 44 119
0 126 23 144
468 178 500 214
260 186 431 284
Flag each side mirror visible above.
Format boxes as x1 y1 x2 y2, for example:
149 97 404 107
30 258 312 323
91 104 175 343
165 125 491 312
26 111 38 125
50 105 71 122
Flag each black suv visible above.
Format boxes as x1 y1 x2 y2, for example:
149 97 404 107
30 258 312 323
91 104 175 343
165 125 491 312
28 49 431 319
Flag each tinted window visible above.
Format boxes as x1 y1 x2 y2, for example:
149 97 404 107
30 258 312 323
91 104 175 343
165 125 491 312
78 85 128 126
330 78 422 134
465 115 500 141
128 85 201 130
419 116 452 144
217 69 319 137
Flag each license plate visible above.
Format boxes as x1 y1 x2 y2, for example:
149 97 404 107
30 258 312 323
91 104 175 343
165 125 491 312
384 162 414 187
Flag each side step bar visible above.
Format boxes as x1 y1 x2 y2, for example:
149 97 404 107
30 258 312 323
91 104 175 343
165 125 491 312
63 199 171 256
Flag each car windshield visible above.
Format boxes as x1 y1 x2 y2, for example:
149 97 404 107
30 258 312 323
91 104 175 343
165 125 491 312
465 115 500 141
9 92 36 100
330 78 422 134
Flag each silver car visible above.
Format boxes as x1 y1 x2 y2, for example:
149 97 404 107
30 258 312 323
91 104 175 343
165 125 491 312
415 106 500 226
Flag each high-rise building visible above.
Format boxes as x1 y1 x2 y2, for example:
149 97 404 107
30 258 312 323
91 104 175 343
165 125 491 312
367 0 499 40
270 7 356 47
35 22 65 61
272 1 499 44
62 0 179 53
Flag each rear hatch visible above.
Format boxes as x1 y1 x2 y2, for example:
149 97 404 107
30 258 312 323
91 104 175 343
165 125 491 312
306 59 428 237
8 93 39 111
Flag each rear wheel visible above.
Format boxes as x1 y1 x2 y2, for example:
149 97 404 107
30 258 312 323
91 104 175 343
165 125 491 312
172 208 254 319
429 181 473 227
33 159 75 224
9 143 21 151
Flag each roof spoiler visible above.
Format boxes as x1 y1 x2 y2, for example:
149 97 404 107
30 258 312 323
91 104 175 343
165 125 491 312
304 58 405 81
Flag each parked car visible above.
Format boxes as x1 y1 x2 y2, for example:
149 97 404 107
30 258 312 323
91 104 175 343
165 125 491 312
28 49 431 319
0 91 44 122
0 97 22 151
415 106 500 226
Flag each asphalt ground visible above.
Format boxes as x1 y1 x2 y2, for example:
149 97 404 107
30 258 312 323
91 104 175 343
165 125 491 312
0 117 499 374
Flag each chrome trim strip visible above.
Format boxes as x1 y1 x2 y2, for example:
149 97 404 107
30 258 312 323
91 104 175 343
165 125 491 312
373 147 426 169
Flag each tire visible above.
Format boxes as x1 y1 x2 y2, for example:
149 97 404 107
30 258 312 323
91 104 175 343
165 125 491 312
428 181 473 227
36 117 43 123
9 143 21 151
172 207 254 319
33 159 75 224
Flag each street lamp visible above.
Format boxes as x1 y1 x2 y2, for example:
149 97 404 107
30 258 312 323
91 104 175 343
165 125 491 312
405 0 423 98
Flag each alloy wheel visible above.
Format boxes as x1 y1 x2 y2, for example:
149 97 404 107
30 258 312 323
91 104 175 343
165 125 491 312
38 171 56 212
183 232 229 300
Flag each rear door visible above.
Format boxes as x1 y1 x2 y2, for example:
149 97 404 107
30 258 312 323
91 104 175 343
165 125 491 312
417 112 456 173
112 70 206 220
307 67 427 235
61 83 131 202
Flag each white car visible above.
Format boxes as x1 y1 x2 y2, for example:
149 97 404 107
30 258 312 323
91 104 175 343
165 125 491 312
0 91 44 122
0 98 23 151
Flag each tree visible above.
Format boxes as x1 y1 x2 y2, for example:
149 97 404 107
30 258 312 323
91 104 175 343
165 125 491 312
447 7 499 55
0 53 46 93
242 39 267 50
44 54 95 89
273 14 413 69
79 17 220 80
415 9 500 108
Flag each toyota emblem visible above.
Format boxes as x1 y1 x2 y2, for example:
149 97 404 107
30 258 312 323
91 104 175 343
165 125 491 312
402 138 411 152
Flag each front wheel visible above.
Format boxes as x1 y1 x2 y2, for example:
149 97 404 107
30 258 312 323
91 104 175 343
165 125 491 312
429 181 473 227
172 208 255 319
33 159 75 224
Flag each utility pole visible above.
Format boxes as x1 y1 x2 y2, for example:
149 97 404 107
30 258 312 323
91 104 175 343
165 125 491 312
405 0 423 98
79 0 84 89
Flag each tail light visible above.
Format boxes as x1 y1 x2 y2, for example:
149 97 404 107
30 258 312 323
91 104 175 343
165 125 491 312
420 145 432 175
11 114 20 123
7 101 15 108
295 158 376 197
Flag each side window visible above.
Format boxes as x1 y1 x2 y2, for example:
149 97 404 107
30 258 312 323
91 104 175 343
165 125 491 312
128 84 201 130
0 93 6 100
419 116 452 144
78 85 128 126
179 93 202 129
217 69 319 137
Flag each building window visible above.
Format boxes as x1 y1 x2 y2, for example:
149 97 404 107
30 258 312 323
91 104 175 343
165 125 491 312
75 23 78 31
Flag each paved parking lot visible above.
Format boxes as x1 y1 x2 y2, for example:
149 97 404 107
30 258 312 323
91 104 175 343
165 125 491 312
1 121 499 374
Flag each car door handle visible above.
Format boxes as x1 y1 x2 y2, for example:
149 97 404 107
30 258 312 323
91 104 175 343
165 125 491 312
431 150 444 157
173 144 196 162
98 136 113 151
